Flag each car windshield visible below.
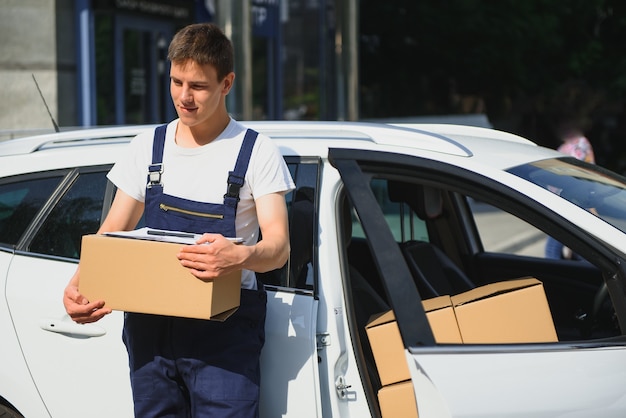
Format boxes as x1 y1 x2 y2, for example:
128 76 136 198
508 157 626 233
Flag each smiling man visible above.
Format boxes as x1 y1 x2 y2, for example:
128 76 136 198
63 23 294 417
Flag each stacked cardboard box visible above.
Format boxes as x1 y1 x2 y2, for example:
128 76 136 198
366 278 558 417
450 278 558 343
378 381 419 418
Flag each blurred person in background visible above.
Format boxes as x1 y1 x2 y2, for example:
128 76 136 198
545 118 595 260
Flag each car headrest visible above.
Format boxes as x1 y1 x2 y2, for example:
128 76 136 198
388 181 443 220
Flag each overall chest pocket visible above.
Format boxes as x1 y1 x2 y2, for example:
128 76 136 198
146 191 235 236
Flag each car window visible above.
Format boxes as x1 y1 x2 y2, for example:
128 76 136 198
0 175 64 247
352 178 428 243
469 198 549 257
258 158 319 291
347 162 619 342
509 157 626 233
30 171 109 258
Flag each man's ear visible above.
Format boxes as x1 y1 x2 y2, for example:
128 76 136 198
222 72 235 95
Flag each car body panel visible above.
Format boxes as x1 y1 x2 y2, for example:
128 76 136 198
408 345 626 417
0 250 53 418
260 289 321 417
5 254 134 417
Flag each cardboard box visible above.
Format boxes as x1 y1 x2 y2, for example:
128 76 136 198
366 296 461 386
366 279 557 386
422 295 463 344
366 310 408 386
378 380 419 418
451 277 558 343
79 234 241 321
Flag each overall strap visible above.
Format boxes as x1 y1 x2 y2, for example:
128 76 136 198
224 129 259 208
147 124 168 188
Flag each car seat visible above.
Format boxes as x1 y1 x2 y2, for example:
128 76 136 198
388 181 475 298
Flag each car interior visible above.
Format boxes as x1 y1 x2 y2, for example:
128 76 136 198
340 176 624 402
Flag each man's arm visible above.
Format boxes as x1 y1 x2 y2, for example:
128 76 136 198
63 189 144 323
178 192 290 279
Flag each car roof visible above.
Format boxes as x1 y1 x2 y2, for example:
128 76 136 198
0 121 561 172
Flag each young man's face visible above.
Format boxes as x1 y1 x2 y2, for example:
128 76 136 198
170 60 234 128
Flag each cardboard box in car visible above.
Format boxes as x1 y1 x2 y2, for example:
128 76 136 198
378 380 419 418
451 277 558 343
422 295 463 343
366 295 461 386
79 234 241 321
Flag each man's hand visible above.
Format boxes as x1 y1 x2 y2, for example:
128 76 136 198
62 189 141 324
177 193 290 280
177 233 247 280
63 280 111 324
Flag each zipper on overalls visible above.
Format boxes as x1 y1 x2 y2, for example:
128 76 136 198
159 203 224 219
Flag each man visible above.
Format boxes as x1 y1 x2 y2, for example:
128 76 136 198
63 23 294 417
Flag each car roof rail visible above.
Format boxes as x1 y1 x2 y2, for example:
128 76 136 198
392 123 536 146
245 120 473 157
0 125 156 157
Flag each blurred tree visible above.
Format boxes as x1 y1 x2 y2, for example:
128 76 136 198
359 0 626 172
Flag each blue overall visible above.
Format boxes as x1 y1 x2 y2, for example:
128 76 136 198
122 125 267 418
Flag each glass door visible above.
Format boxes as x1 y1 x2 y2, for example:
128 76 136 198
114 16 175 124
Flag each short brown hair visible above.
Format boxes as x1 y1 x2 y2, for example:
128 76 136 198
167 23 234 81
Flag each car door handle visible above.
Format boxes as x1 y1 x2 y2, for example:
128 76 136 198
40 318 106 337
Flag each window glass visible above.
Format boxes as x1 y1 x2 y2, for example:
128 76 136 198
352 178 428 243
258 159 318 290
0 176 63 246
509 157 626 234
469 198 548 257
30 172 108 259
287 162 317 289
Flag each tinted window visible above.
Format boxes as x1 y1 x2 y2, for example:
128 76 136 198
469 199 549 257
30 171 108 258
0 175 63 246
352 178 428 243
258 158 319 290
286 161 317 289
509 157 626 233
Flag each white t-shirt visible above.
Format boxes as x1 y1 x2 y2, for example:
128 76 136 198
107 118 295 289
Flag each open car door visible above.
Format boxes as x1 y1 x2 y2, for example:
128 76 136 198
331 148 626 417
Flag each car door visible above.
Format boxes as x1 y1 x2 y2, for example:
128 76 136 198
4 167 134 418
330 148 626 417
258 156 323 417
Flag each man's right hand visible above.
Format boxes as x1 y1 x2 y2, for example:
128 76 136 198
63 280 111 324
62 188 142 324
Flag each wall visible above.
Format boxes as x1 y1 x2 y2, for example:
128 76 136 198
0 0 76 135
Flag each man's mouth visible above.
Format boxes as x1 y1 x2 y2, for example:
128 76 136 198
180 104 197 112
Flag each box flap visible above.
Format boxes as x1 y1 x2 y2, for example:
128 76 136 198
210 306 239 322
366 310 396 329
368 295 454 327
451 277 539 306
422 295 453 312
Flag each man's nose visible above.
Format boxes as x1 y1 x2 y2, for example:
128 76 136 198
181 86 193 102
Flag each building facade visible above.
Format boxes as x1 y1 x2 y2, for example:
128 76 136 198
0 0 358 136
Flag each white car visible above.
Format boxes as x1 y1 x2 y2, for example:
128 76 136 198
1 122 625 418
